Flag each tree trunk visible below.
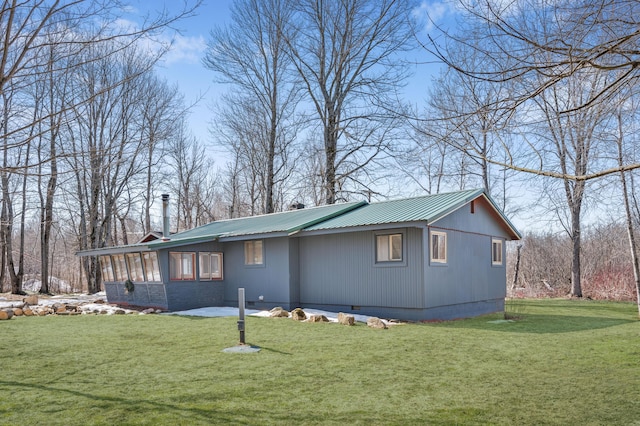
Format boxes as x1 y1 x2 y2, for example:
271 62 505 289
566 182 584 297
511 244 522 290
616 114 640 317
324 112 338 204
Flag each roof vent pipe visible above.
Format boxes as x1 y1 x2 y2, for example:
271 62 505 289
161 194 170 241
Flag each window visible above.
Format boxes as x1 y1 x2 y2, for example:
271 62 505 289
200 252 223 280
244 240 263 265
376 233 403 262
142 252 161 282
126 253 145 282
169 252 195 280
112 254 128 281
99 256 115 282
492 239 503 265
430 231 447 263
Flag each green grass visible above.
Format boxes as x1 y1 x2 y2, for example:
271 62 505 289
1 299 639 425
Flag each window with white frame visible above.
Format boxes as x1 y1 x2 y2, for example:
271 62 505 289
430 230 447 263
169 252 196 280
376 233 403 262
244 240 263 265
200 252 223 280
492 239 503 265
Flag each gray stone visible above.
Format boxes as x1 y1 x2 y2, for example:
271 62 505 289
291 308 306 321
308 314 329 323
23 294 38 305
338 312 355 326
367 317 387 329
269 307 290 318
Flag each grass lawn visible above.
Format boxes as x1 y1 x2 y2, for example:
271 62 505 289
1 299 639 425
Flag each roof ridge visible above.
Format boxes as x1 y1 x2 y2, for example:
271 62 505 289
197 200 363 225
369 188 484 205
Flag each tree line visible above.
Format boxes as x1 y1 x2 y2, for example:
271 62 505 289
1 0 639 315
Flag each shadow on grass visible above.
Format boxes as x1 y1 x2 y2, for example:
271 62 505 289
442 314 636 334
0 380 235 424
254 345 292 355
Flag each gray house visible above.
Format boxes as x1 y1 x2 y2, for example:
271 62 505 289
78 189 521 321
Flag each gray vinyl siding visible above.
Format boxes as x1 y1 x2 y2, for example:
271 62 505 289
424 229 505 309
222 236 292 309
298 227 424 309
424 200 507 311
288 238 301 308
433 198 513 238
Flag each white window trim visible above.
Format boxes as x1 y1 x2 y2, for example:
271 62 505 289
492 239 503 266
430 230 447 264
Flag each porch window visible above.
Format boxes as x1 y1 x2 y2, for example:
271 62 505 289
112 254 128 281
126 253 145 282
99 256 115 282
142 252 161 282
244 240 263 265
200 252 223 280
169 252 195 280
376 233 403 262
492 239 503 265
430 231 447 264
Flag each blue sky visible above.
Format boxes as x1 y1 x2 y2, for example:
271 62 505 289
127 0 452 146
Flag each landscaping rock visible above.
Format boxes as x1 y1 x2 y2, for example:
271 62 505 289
367 317 387 329
338 312 355 326
308 314 329 322
291 308 306 321
269 307 290 318
23 294 38 305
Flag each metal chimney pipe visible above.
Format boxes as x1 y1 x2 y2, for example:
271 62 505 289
161 194 170 241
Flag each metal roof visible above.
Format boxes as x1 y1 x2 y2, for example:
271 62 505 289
77 189 520 257
143 201 367 247
304 189 521 239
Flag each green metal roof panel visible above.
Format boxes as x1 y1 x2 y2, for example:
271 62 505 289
148 201 366 246
304 189 486 230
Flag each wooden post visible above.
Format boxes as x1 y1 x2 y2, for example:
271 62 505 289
238 288 245 345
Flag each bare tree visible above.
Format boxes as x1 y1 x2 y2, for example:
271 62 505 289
64 43 176 293
286 0 416 204
429 0 640 180
0 1 200 294
531 70 611 297
137 76 184 234
166 126 218 231
614 99 640 315
204 0 300 214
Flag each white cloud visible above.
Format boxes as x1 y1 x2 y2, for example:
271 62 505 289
162 34 207 65
413 0 457 33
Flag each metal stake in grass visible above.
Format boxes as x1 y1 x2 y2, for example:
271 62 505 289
238 287 246 344
222 288 260 353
